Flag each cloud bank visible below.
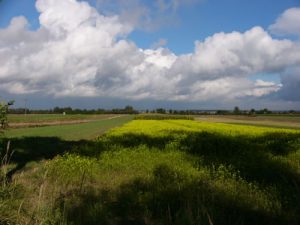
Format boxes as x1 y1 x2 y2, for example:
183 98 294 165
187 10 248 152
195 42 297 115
269 7 300 37
0 0 300 108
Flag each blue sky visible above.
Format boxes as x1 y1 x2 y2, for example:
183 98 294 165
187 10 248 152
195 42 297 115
130 0 300 53
1 0 299 53
0 0 300 109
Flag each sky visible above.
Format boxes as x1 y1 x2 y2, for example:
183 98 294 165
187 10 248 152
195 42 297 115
0 0 300 110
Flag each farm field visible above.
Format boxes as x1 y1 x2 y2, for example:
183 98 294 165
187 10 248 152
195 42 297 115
7 114 120 128
5 115 133 140
195 115 300 129
1 117 300 225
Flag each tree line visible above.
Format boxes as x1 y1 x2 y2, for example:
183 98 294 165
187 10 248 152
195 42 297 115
8 105 138 115
6 105 300 115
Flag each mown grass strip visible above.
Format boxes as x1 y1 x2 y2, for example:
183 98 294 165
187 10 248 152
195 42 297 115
4 115 133 140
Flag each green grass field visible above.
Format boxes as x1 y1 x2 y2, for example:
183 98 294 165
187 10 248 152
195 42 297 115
1 117 300 225
5 115 133 140
8 113 116 123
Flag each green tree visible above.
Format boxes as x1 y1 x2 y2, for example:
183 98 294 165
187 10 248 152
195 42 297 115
263 108 271 114
0 100 14 132
233 106 240 115
250 108 256 115
124 105 134 113
156 108 166 114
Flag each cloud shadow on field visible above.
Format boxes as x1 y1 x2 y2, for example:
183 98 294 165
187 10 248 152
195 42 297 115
102 130 300 221
55 164 287 225
1 129 300 224
0 136 96 181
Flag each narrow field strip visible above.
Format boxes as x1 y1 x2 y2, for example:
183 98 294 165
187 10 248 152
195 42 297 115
195 115 300 129
4 115 133 140
8 115 124 128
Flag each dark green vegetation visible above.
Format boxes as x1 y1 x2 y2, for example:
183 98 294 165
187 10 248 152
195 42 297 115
0 100 14 130
1 119 300 225
9 105 138 115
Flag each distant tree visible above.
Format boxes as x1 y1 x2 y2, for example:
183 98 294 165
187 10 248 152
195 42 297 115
216 110 229 115
233 106 240 115
256 108 271 114
169 109 173 114
263 108 271 114
250 108 256 115
156 108 166 114
64 107 73 114
53 107 63 113
124 105 134 113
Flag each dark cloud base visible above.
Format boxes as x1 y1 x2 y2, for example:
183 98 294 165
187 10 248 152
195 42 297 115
2 91 300 111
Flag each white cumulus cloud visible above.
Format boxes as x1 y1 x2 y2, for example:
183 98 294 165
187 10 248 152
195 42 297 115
269 7 300 37
0 0 300 106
